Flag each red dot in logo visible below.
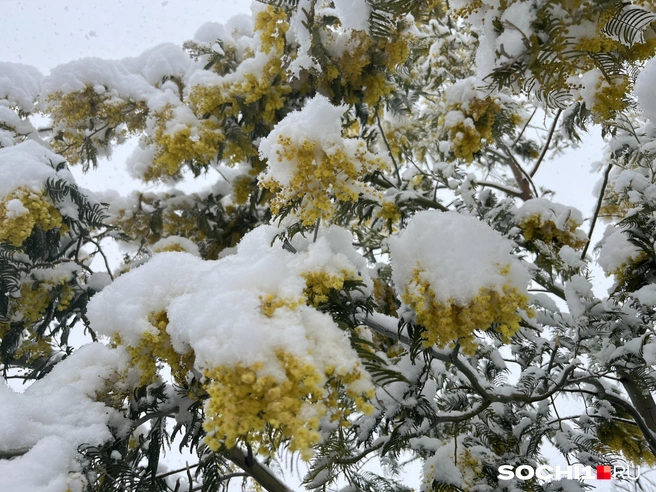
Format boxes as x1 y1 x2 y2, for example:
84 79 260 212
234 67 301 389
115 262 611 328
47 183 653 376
597 465 612 480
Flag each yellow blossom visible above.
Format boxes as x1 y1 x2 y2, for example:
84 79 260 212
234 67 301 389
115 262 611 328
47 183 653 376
123 311 195 385
0 188 68 246
202 349 372 460
402 266 531 354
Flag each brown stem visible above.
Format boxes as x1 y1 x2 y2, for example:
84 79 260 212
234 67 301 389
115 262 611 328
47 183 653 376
224 447 292 492
499 144 535 200
619 371 656 442
529 109 562 178
580 162 612 261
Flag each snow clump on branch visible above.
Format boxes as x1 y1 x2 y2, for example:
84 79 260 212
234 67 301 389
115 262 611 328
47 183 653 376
259 94 389 225
389 211 531 353
87 225 374 460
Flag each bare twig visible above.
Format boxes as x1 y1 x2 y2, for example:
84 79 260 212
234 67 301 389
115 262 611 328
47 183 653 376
156 462 200 479
529 109 562 177
512 107 537 149
313 217 320 243
224 447 293 492
376 109 402 187
580 162 613 260
477 180 524 198
87 237 115 280
0 447 31 459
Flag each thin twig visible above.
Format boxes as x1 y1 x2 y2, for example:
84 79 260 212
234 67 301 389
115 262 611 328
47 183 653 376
87 237 115 280
156 463 200 479
376 110 402 187
131 407 179 430
512 107 537 149
530 109 562 177
580 162 613 260
477 180 524 198
313 217 320 243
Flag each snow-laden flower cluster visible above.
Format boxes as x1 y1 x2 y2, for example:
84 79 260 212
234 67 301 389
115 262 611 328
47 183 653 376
597 225 646 282
188 6 291 125
259 95 389 225
0 142 74 247
514 198 587 250
442 78 501 162
451 0 656 119
87 225 374 459
390 211 531 353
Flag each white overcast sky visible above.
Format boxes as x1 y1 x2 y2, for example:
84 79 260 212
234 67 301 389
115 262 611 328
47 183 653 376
1 0 249 72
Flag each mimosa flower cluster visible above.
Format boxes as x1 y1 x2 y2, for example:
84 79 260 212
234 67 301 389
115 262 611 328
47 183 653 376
259 95 389 225
390 211 531 353
86 225 375 459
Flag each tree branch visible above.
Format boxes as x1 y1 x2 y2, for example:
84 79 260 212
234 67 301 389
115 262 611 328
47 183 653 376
529 109 562 177
477 180 524 198
492 144 536 200
224 447 293 492
580 162 612 261
376 110 402 187
581 379 656 458
0 447 31 459
358 312 578 404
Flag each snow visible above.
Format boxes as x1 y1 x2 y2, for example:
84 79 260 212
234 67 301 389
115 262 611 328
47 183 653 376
422 441 464 490
0 62 44 112
86 252 213 347
389 211 530 304
559 245 586 269
259 94 347 186
123 43 193 86
565 275 594 318
0 344 129 492
444 77 480 107
42 57 156 104
596 225 643 275
636 56 656 124
497 2 536 59
287 0 321 76
87 225 372 385
0 104 42 148
631 284 656 306
87 272 113 292
5 199 29 218
0 141 63 199
332 0 371 31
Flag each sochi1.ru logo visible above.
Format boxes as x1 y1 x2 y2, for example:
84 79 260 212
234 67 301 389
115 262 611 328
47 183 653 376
497 464 641 481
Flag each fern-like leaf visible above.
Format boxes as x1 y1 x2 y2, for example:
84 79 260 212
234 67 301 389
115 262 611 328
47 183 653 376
256 0 299 10
602 5 656 47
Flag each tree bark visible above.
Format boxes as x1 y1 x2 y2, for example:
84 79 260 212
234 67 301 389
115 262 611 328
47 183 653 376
224 447 293 492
